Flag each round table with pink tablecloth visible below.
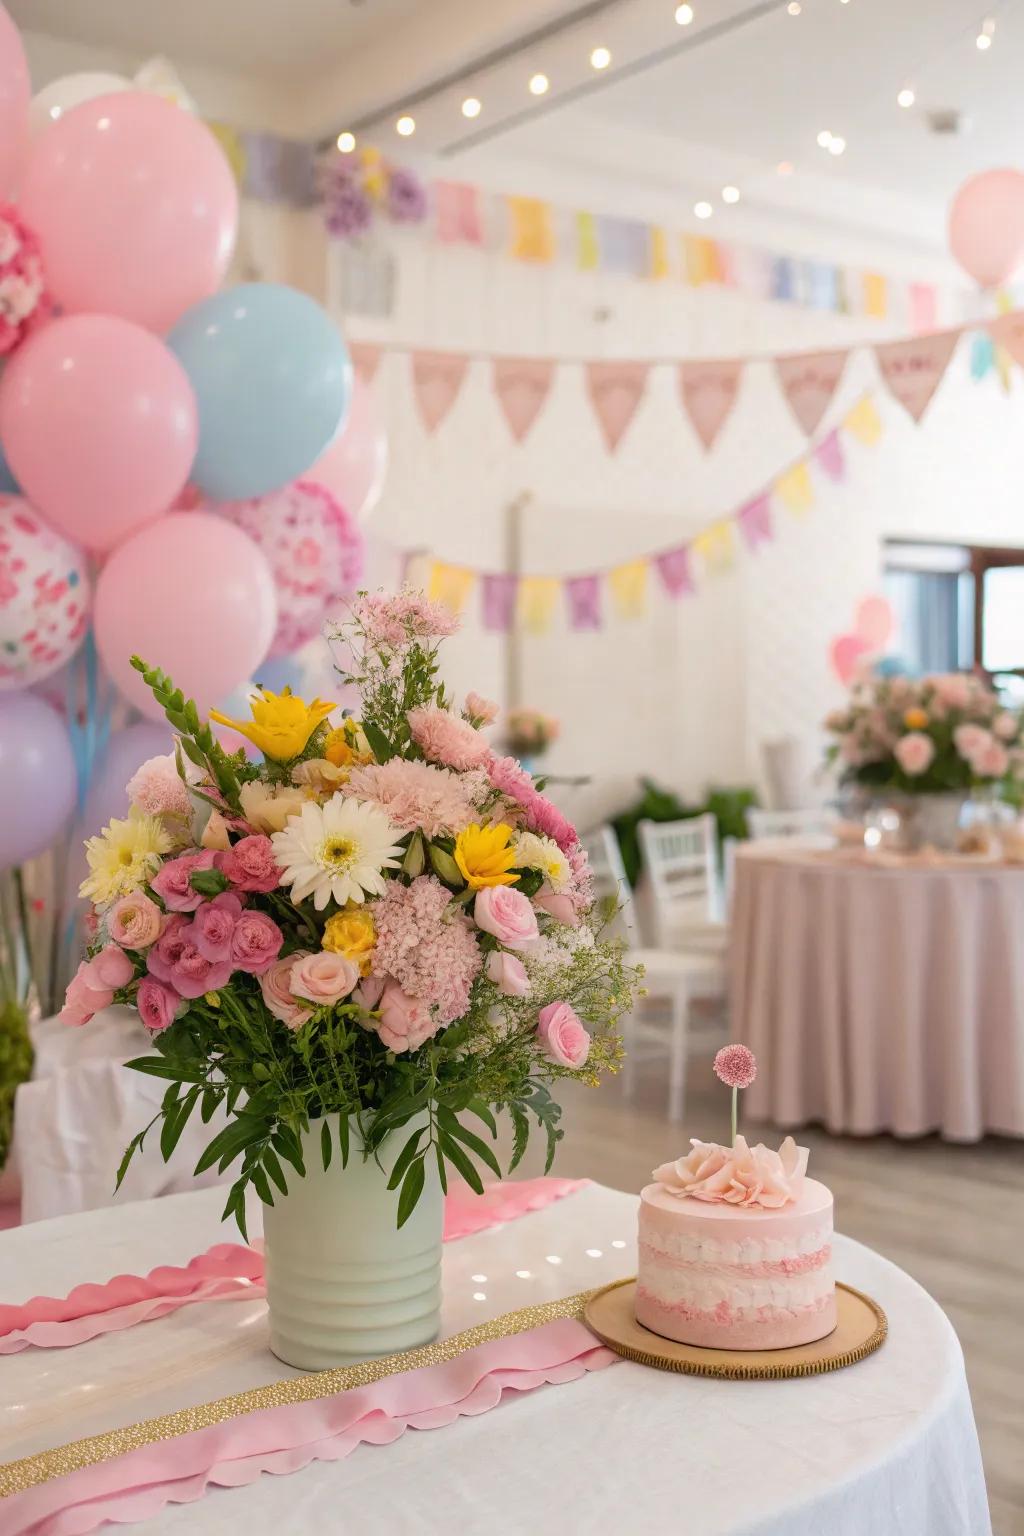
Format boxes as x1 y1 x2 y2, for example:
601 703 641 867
730 845 1024 1140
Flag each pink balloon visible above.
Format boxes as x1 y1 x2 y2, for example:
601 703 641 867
949 169 1024 289
854 595 895 651
93 513 277 722
830 634 870 686
0 5 29 196
309 377 387 521
0 314 197 553
20 91 237 332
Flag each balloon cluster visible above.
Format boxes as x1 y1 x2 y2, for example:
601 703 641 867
0 9 387 870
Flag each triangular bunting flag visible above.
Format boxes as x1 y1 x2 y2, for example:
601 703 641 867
988 312 1024 367
585 361 650 453
736 494 773 550
678 360 743 451
775 461 814 514
692 520 735 574
874 331 959 422
412 350 469 433
493 358 555 443
349 342 381 384
844 397 883 444
774 350 847 436
608 559 649 619
654 545 694 598
814 428 846 481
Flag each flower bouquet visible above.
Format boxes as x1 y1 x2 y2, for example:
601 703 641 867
505 707 560 762
62 590 638 1365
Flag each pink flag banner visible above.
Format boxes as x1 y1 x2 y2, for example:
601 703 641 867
481 572 519 631
349 342 381 384
874 330 959 422
736 494 773 550
654 544 695 598
434 180 484 245
774 349 847 436
814 427 846 481
565 574 601 630
493 358 555 443
585 361 650 453
909 282 939 334
988 312 1024 366
678 359 743 450
412 350 470 433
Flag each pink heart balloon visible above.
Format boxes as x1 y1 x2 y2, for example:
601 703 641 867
830 634 870 686
854 595 895 650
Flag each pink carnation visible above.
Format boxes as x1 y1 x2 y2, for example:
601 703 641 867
408 706 490 771
486 754 578 852
150 851 215 912
464 692 499 725
713 1042 758 1089
340 759 480 838
371 875 482 1024
215 834 281 893
126 754 191 821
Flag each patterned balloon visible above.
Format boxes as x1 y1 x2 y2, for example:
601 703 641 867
0 498 90 689
215 479 364 656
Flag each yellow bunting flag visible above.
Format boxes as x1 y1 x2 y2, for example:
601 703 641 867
517 576 560 634
843 396 883 445
683 235 715 286
207 121 246 185
863 272 887 319
360 146 386 202
428 561 475 616
692 519 735 575
608 558 649 619
774 460 814 515
508 197 555 264
576 211 600 271
650 227 671 280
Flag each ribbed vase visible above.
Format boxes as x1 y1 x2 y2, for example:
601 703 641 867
262 1113 443 1371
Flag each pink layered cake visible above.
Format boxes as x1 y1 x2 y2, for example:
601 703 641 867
636 1135 837 1351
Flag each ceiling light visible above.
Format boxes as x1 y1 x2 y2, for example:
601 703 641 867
787 1 801 13
529 72 550 95
396 115 415 136
828 135 846 155
675 3 694 22
590 46 612 69
816 129 833 147
776 159 794 176
977 15 995 47
722 185 740 203
694 200 713 219
461 96 481 118
336 131 356 152
897 87 915 108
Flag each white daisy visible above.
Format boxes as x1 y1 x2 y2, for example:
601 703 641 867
512 830 572 892
271 795 404 910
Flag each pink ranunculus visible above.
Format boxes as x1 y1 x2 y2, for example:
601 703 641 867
136 977 183 1033
894 731 935 777
474 885 540 950
485 950 530 997
954 724 991 762
60 962 113 1026
83 944 134 993
150 851 215 913
229 910 284 975
289 950 359 1005
167 937 233 1000
191 892 244 963
533 886 580 927
107 890 164 951
146 914 191 983
215 834 282 893
375 981 440 1053
973 739 1010 779
464 691 499 725
994 711 1019 742
260 952 313 1029
536 1000 591 1068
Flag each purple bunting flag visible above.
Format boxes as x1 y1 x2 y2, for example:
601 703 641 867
814 428 846 481
565 574 602 630
736 494 773 551
481 573 519 632
654 545 695 599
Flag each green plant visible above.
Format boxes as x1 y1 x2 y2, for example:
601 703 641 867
610 778 759 885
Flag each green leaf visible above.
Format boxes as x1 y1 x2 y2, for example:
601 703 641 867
439 1131 485 1195
194 1114 265 1177
386 1126 425 1191
251 1166 274 1207
320 1119 332 1172
434 1141 448 1195
401 832 425 878
189 867 231 896
362 720 395 764
160 1086 199 1161
465 1098 498 1137
509 1105 530 1173
114 1130 146 1193
263 1145 289 1196
395 1156 425 1229
221 1181 249 1243
161 1080 181 1112
428 844 463 887
272 1125 306 1177
200 1087 221 1124
437 1111 502 1178
336 1112 350 1168
124 1057 205 1084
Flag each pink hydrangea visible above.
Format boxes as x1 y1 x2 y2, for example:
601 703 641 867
371 875 482 1024
408 706 490 771
339 759 480 838
486 754 578 852
350 590 459 650
127 755 192 821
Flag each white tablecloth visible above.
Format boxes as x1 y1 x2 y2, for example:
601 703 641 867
0 1183 991 1536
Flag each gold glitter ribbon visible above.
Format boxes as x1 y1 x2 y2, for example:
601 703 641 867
0 1289 599 1498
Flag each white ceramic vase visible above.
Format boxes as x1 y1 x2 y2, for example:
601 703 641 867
907 792 968 851
262 1113 443 1371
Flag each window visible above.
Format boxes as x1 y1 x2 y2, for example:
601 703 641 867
884 541 1024 684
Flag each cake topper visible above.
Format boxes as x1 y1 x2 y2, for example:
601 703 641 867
713 1042 757 1145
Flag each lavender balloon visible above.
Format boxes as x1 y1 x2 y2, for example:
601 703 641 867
0 691 77 868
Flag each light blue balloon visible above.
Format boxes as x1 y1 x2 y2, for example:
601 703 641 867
167 283 352 501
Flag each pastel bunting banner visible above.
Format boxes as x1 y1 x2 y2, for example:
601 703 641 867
775 461 814 514
737 493 773 550
844 396 883 444
428 561 475 615
507 197 555 264
482 573 518 632
774 349 847 437
608 559 649 619
350 342 382 384
874 330 961 422
493 358 555 443
693 519 736 574
814 427 845 481
655 545 695 598
678 360 743 451
585 361 650 453
412 350 469 433
435 181 483 246
565 574 602 630
988 311 1024 366
518 576 560 633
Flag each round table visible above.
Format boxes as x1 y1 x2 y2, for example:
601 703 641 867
0 1182 992 1535
730 846 1024 1140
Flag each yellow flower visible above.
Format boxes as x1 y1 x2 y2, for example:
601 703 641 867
903 707 929 730
210 687 336 762
239 780 309 835
454 823 519 890
324 721 373 768
79 808 172 907
322 907 377 973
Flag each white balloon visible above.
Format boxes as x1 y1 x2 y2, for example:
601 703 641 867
29 72 132 137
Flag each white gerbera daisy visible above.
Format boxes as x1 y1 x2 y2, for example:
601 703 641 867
271 794 404 910
513 830 572 892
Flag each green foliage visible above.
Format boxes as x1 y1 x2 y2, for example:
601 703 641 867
0 998 32 1172
611 778 759 885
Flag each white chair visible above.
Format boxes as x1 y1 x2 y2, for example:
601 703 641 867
582 826 724 1121
745 807 836 847
637 814 727 952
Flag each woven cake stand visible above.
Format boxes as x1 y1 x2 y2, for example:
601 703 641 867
584 1278 887 1380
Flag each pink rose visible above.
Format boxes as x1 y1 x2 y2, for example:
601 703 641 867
994 711 1019 742
375 981 440 1053
474 886 539 950
260 952 313 1029
290 950 359 1005
146 914 190 983
354 973 386 1011
60 961 111 1026
136 977 183 1033
229 910 283 975
894 732 935 777
954 724 991 762
537 1000 591 1068
83 944 134 992
485 950 530 997
108 890 164 950
191 892 244 963
215 834 281 893
929 673 971 710
533 886 579 927
150 851 215 912
168 939 233 1000
464 691 499 725
973 739 1010 779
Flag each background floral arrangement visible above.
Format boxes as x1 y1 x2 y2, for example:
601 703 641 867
61 590 638 1231
505 707 560 759
321 146 428 241
824 670 1024 796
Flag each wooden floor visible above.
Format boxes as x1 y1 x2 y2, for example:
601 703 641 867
511 1055 1024 1536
